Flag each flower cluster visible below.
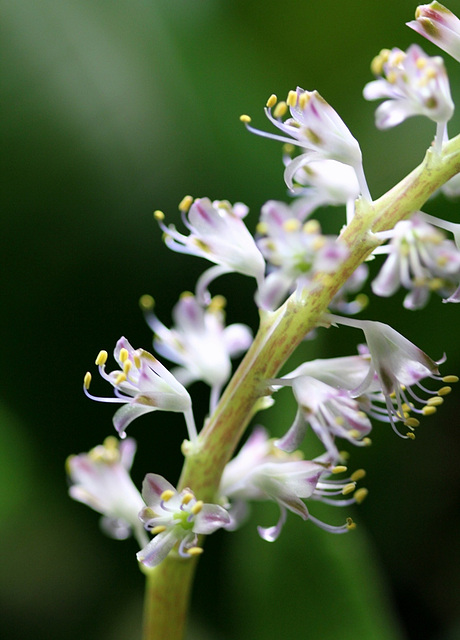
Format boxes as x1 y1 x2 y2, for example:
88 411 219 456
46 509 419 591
68 2 460 574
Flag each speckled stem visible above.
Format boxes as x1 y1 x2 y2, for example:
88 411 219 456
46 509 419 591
142 133 460 640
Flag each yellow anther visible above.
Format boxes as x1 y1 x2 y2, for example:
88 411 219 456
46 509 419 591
186 546 204 557
371 49 390 75
355 293 369 310
115 372 127 386
350 469 366 482
287 90 297 107
312 236 326 251
151 525 167 534
443 375 459 383
429 277 444 290
362 437 372 446
387 70 397 84
354 488 368 504
332 465 348 474
123 360 132 375
406 432 416 440
84 372 92 389
239 114 251 123
191 500 203 515
334 416 345 426
339 450 350 461
209 295 226 312
134 355 141 369
422 405 437 416
139 294 154 311
416 57 427 69
405 417 420 428
256 221 268 235
401 403 411 413
283 218 301 232
283 143 295 155
348 429 361 439
65 455 75 474
342 482 357 495
161 489 175 502
103 436 118 450
438 386 452 396
153 209 165 221
273 101 287 118
266 94 277 108
181 492 194 505
346 517 356 530
305 128 322 145
179 195 193 213
427 396 444 406
95 350 108 366
119 348 129 363
303 219 321 234
298 92 310 109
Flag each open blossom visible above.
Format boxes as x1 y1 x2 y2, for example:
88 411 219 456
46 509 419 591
241 89 370 199
363 44 454 144
269 376 372 460
326 314 457 438
408 2 460 63
255 200 348 310
372 214 460 309
67 437 148 548
141 292 252 411
137 474 230 568
155 196 265 302
220 427 365 541
84 337 196 440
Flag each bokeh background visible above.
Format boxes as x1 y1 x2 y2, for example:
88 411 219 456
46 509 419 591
2 0 460 638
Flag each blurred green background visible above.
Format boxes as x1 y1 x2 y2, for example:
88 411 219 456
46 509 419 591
2 0 460 638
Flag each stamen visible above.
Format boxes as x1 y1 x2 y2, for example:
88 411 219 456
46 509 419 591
332 465 348 474
186 546 204 557
346 517 356 530
139 294 154 311
179 195 193 213
153 210 165 221
406 432 416 440
422 405 437 416
342 482 356 495
427 396 443 406
438 386 452 396
114 372 127 386
404 417 420 428
239 114 251 123
84 372 92 389
119 348 129 363
286 90 297 107
350 469 366 482
443 375 458 383
354 488 368 504
266 94 277 108
191 500 203 515
181 492 194 505
273 101 287 118
95 350 108 366
151 525 167 534
161 489 175 502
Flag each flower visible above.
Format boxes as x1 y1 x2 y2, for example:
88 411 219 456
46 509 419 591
326 314 457 438
407 2 460 63
371 214 460 309
84 337 196 440
137 474 230 568
141 292 252 411
155 196 265 302
220 427 365 541
241 89 370 199
269 376 372 460
67 436 148 548
255 200 348 310
363 44 454 147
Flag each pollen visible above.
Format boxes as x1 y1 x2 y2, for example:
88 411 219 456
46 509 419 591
239 114 251 123
161 489 175 502
151 525 167 534
266 94 277 108
354 488 368 504
95 350 108 366
179 195 193 213
139 294 155 311
332 465 348 474
84 372 92 389
427 396 444 406
273 101 287 118
153 209 165 221
287 90 297 107
351 469 366 482
342 482 356 495
186 546 204 557
191 500 203 515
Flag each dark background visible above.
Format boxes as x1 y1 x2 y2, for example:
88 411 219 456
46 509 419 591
2 1 460 638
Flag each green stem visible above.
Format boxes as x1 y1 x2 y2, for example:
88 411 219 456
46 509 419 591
141 132 460 640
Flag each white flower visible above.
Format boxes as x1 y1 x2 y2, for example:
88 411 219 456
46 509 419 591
67 436 148 548
137 474 230 568
363 45 453 149
220 427 365 541
241 89 370 199
407 2 460 63
372 214 460 309
141 292 252 412
84 337 196 440
255 200 348 310
155 197 265 302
